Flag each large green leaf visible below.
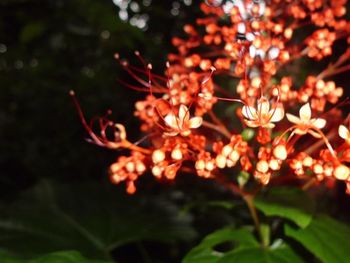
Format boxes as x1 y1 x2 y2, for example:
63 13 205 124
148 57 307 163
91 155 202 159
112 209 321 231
182 227 258 263
0 250 111 263
183 227 304 263
217 243 304 263
285 215 350 263
0 180 196 260
254 187 315 228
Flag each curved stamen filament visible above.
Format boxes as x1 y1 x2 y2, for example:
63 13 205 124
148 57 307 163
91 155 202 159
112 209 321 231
311 127 338 161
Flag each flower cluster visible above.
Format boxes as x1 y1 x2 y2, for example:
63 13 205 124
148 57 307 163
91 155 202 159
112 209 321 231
72 0 350 195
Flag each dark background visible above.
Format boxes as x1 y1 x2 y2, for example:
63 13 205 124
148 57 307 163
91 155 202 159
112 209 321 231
0 1 350 262
0 1 235 262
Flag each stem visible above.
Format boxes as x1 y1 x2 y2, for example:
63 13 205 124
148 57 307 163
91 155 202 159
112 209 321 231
202 120 231 139
302 178 316 191
123 140 152 155
304 129 337 156
243 195 264 246
317 64 350 80
208 110 232 138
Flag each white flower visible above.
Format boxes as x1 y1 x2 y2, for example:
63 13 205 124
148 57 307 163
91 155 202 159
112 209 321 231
164 104 202 136
242 97 284 128
286 103 326 138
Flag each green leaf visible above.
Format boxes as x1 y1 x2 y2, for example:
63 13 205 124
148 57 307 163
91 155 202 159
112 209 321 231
206 200 237 210
254 187 315 228
285 215 350 263
217 243 304 263
0 250 111 263
20 22 46 43
182 228 258 263
183 226 305 263
0 180 196 259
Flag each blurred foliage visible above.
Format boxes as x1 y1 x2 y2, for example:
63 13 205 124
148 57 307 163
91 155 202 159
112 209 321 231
0 0 196 196
0 180 196 261
1 0 350 262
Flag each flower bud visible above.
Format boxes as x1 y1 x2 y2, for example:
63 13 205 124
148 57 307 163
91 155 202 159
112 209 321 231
334 165 350 180
229 150 240 162
256 160 269 173
171 148 183 160
273 145 287 160
216 154 226 169
152 149 165 164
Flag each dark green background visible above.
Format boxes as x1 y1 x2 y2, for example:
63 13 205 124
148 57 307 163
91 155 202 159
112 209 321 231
0 1 350 262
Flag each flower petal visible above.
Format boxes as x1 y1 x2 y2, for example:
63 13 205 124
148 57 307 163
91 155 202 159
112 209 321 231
164 113 179 130
286 113 301 125
189 117 203 129
242 106 258 120
299 103 311 121
164 131 179 137
269 107 284 122
294 128 307 135
308 129 322 138
245 120 260 128
178 104 189 124
257 97 270 115
263 123 275 129
115 124 127 140
339 125 350 140
312 118 326 129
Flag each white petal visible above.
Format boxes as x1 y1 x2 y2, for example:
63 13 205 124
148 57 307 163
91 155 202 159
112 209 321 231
237 22 246 34
178 104 189 123
258 1 266 16
339 125 350 140
268 47 280 60
269 107 284 122
223 2 234 14
308 129 322 138
257 97 270 115
249 45 256 58
312 118 326 129
263 123 275 129
246 33 255 42
257 49 266 59
294 128 307 135
236 0 248 19
189 117 203 129
286 113 301 125
245 120 259 128
242 106 258 120
299 103 311 121
115 124 127 140
163 131 179 137
164 113 179 130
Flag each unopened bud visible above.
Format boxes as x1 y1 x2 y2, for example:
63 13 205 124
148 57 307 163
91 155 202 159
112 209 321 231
222 145 233 157
256 160 269 173
171 148 183 160
334 165 350 180
269 159 280 171
273 145 287 160
152 166 162 178
303 156 313 167
205 161 215 171
216 155 226 169
229 150 240 162
313 164 323 174
125 162 135 173
195 160 205 170
152 149 166 164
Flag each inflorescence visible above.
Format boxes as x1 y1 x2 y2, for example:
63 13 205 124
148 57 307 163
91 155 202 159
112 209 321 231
72 0 350 195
